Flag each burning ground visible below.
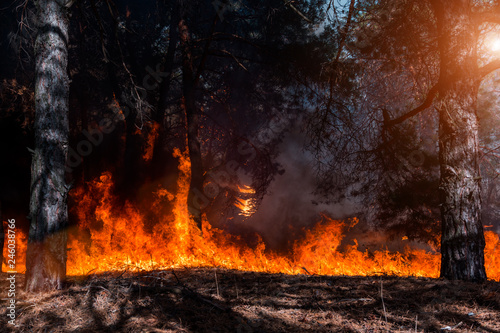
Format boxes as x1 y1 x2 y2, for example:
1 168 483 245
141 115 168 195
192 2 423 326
1 269 500 332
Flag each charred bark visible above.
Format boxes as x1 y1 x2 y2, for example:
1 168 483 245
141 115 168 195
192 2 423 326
150 9 180 176
26 0 72 292
156 10 179 124
433 0 486 282
179 19 204 231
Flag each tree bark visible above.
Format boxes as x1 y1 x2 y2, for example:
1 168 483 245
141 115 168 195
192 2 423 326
179 18 204 231
25 0 71 292
433 0 486 282
150 9 180 177
156 10 179 124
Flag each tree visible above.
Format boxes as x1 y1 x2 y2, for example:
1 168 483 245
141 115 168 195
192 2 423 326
163 0 325 230
310 0 500 281
25 0 74 292
179 15 205 231
428 0 485 281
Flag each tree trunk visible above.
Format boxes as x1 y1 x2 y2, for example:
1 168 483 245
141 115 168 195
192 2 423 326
25 0 71 292
179 19 204 231
150 9 180 178
433 0 486 282
156 11 179 124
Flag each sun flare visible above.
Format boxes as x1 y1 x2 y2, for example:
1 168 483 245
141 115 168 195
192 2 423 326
488 36 500 52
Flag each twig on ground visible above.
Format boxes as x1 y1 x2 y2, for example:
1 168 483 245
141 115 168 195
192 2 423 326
214 269 220 297
380 278 388 324
171 269 228 312
440 321 463 331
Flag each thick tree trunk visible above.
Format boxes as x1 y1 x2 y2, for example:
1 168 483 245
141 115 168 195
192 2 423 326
433 0 486 282
150 10 180 177
25 0 71 292
179 19 204 231
438 84 486 282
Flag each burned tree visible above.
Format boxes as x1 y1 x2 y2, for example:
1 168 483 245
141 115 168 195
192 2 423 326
178 17 205 231
26 0 73 292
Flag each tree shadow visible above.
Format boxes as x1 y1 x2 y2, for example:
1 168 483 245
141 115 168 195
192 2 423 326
3 270 499 332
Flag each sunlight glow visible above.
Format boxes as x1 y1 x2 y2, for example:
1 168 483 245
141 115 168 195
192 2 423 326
488 36 500 52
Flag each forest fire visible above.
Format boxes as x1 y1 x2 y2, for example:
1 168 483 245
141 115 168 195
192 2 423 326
3 1 500 331
234 198 256 217
3 151 499 281
234 185 257 217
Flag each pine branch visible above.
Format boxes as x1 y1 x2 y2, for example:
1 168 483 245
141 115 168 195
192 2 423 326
284 0 312 23
479 59 500 78
384 83 439 128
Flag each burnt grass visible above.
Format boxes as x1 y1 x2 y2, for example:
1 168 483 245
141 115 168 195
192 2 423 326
0 269 499 332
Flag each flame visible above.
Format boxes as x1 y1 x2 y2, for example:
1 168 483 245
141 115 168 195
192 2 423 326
485 230 500 281
234 185 256 217
1 220 27 273
292 216 441 277
1 150 499 281
237 185 255 194
234 197 256 217
143 122 160 162
62 149 500 280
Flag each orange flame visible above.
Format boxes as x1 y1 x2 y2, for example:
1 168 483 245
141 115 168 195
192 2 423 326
485 230 500 281
234 185 256 217
2 149 499 281
62 149 500 280
1 220 27 273
234 198 256 217
142 122 160 162
237 185 255 194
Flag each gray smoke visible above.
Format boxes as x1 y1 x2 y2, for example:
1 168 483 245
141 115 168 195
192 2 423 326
238 126 362 251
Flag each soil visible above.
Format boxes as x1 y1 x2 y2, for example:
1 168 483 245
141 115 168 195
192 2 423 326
0 269 499 332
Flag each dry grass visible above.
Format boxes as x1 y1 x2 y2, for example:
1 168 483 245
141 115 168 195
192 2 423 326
0 269 499 332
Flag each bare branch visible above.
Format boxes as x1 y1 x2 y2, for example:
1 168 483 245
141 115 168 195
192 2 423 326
212 50 249 71
479 59 500 78
474 10 500 25
284 0 312 23
194 14 218 87
384 83 439 127
333 0 356 63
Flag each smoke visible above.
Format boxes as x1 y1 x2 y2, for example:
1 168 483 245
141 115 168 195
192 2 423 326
238 125 361 251
232 123 440 254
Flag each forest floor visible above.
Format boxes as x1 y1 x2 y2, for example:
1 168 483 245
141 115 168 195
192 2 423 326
0 269 499 332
